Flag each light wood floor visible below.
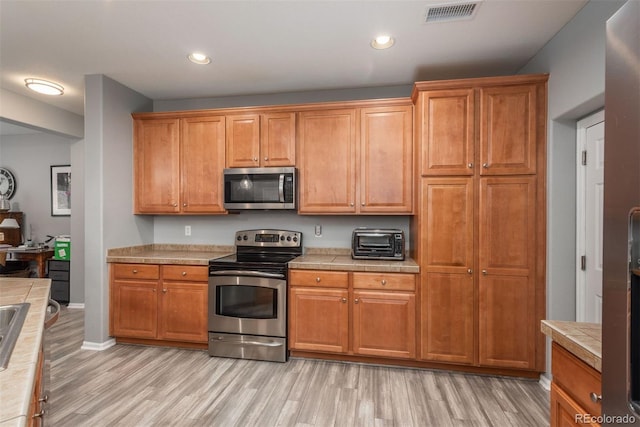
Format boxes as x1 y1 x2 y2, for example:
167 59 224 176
49 307 549 426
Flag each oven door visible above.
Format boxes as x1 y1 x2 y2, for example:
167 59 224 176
209 271 286 338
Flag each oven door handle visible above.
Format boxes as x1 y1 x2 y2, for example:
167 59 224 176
210 337 284 347
209 270 285 279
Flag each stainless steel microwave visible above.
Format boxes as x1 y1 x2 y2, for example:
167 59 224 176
351 228 405 261
223 167 297 210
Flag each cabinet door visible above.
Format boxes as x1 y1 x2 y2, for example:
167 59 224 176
261 112 296 166
111 280 158 339
134 118 181 213
418 89 474 176
550 383 600 427
420 178 475 364
479 85 537 175
159 281 208 343
289 287 349 353
352 290 416 359
226 114 260 167
478 176 537 369
360 105 413 213
298 109 357 213
182 116 226 213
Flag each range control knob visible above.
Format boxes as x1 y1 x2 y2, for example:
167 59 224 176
293 236 298 242
236 236 242 241
286 236 292 241
243 235 248 241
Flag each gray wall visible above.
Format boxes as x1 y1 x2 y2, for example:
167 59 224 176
0 132 73 243
518 0 626 377
83 74 153 346
519 0 625 323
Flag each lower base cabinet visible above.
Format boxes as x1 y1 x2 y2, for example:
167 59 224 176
110 263 208 345
550 343 602 427
289 269 416 360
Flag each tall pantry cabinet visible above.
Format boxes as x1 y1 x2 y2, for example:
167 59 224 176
411 74 547 372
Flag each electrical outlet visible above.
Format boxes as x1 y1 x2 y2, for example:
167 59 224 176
185 225 191 236
314 224 322 237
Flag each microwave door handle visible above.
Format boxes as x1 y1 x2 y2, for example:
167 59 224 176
278 174 285 203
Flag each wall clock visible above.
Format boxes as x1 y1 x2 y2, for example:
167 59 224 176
0 167 17 199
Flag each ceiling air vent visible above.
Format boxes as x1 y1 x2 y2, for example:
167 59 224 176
425 1 481 24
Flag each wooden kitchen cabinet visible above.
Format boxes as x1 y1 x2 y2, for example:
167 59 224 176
352 272 416 359
416 88 474 176
133 115 226 214
226 112 295 167
289 269 417 360
550 343 602 427
411 74 547 373
419 177 474 364
297 101 413 214
110 263 208 346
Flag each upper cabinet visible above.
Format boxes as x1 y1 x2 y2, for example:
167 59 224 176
415 80 539 177
226 112 296 167
133 115 226 214
298 101 413 214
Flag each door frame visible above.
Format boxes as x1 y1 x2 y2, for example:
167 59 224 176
575 109 604 322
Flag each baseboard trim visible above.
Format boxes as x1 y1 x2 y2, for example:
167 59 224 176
67 303 85 309
539 373 552 391
81 338 116 351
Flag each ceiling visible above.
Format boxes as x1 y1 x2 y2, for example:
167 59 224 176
1 0 587 120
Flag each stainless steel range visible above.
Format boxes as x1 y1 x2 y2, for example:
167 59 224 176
208 229 302 362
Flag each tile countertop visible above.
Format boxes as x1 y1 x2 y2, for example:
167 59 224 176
0 278 51 427
289 248 420 273
541 320 602 372
107 245 420 273
106 244 235 265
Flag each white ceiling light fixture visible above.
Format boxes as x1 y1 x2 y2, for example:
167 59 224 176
24 78 64 96
188 52 211 65
371 35 395 50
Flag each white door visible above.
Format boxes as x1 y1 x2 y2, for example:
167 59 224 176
577 111 605 323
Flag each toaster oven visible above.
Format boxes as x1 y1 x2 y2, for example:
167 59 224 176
351 228 405 261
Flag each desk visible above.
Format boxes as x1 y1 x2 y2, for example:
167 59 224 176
7 248 54 278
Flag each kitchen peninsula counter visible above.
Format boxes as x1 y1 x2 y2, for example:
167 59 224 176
541 320 602 372
0 278 51 427
106 244 234 265
289 248 419 273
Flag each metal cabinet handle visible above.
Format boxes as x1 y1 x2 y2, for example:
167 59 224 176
468 163 473 168
132 269 138 274
32 408 46 419
183 203 187 207
381 279 387 285
264 157 269 161
181 271 187 276
39 394 49 403
253 157 258 162
361 203 365 206
341 298 347 303
173 203 178 207
316 277 321 283
590 392 602 403
350 203 354 207
354 298 359 304
467 268 473 274
482 270 487 275
482 163 489 168
162 288 167 293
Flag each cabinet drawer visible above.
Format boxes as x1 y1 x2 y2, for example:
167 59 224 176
552 342 602 418
352 272 416 291
162 265 208 282
48 260 70 271
289 270 349 288
113 264 159 280
48 270 69 281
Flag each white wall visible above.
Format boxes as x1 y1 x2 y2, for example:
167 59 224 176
0 132 73 243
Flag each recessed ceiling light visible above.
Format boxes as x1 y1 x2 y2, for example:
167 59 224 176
188 52 211 65
24 78 64 96
371 35 395 50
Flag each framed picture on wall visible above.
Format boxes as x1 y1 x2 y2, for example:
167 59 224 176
51 165 71 216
